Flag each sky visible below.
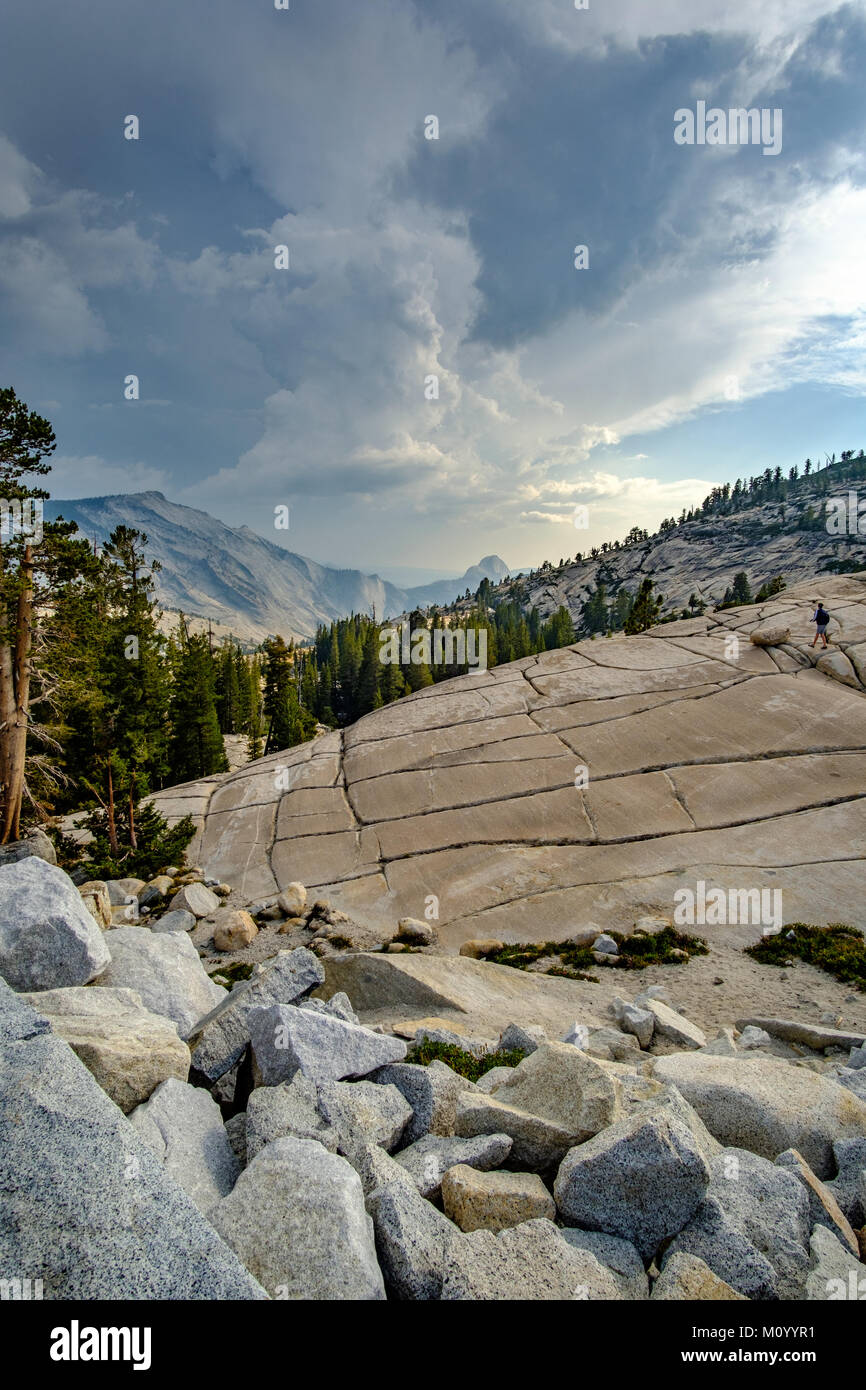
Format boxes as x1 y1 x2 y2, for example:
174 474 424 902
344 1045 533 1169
1 0 865 574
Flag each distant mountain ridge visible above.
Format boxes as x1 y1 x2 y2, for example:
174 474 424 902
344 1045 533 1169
465 459 866 631
43 492 511 643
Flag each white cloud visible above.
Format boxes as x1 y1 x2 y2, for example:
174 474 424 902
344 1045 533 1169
49 455 171 497
515 0 848 52
0 134 42 219
0 141 160 355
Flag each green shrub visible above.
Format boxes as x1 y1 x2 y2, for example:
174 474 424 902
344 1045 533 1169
72 803 195 882
487 926 708 974
746 923 866 991
208 961 255 990
405 1038 527 1083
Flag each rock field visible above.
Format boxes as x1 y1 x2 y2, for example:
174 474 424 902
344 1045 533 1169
1 867 865 1300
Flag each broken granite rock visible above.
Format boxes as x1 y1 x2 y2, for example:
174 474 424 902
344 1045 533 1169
168 881 220 919
394 1132 513 1199
561 1023 590 1050
225 1112 247 1168
248 1003 407 1086
499 1021 546 1054
699 1028 739 1058
299 991 359 1025
825 1137 866 1227
0 979 265 1300
210 1136 385 1300
640 997 706 1049
652 1252 746 1301
439 1219 623 1301
0 857 110 991
455 1090 574 1170
189 948 325 1081
835 1068 866 1105
805 1225 866 1301
150 908 196 934
0 827 56 866
736 1016 866 1052
19 985 190 1113
738 1025 773 1050
490 1041 623 1142
128 1077 239 1215
414 1025 494 1057
441 1165 555 1234
592 934 619 956
316 1080 412 1156
775 1148 860 1257
554 1108 711 1260
652 1053 866 1178
662 1148 811 1300
560 1229 649 1300
245 1072 338 1162
365 1155 458 1300
93 926 223 1039
635 1082 723 1164
585 1027 641 1062
370 1059 474 1144
611 997 654 1049
475 1066 515 1094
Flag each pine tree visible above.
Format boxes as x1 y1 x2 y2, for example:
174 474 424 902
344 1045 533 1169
87 526 170 851
357 625 381 715
262 636 315 752
215 641 241 733
543 605 576 649
624 579 663 634
234 643 252 733
610 588 633 630
583 585 608 635
168 621 228 781
246 656 264 759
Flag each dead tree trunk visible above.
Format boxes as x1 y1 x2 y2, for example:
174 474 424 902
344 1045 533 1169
0 543 33 842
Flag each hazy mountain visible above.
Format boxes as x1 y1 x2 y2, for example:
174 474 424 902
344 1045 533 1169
398 554 513 610
44 492 510 643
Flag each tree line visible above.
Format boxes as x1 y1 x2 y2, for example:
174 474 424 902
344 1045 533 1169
2 386 859 850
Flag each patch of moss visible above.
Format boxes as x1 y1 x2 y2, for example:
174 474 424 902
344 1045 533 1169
487 926 708 974
209 961 255 990
405 1038 527 1083
325 934 353 951
549 965 599 983
746 923 866 992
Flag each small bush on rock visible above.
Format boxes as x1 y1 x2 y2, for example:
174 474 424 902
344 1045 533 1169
209 961 255 990
746 923 866 991
405 1039 527 1083
487 926 708 975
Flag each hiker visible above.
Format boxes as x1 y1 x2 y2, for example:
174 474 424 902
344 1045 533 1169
810 599 831 648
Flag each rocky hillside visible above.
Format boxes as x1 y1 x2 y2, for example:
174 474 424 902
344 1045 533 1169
478 478 866 631
1 840 865 1301
43 491 511 644
150 574 866 943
